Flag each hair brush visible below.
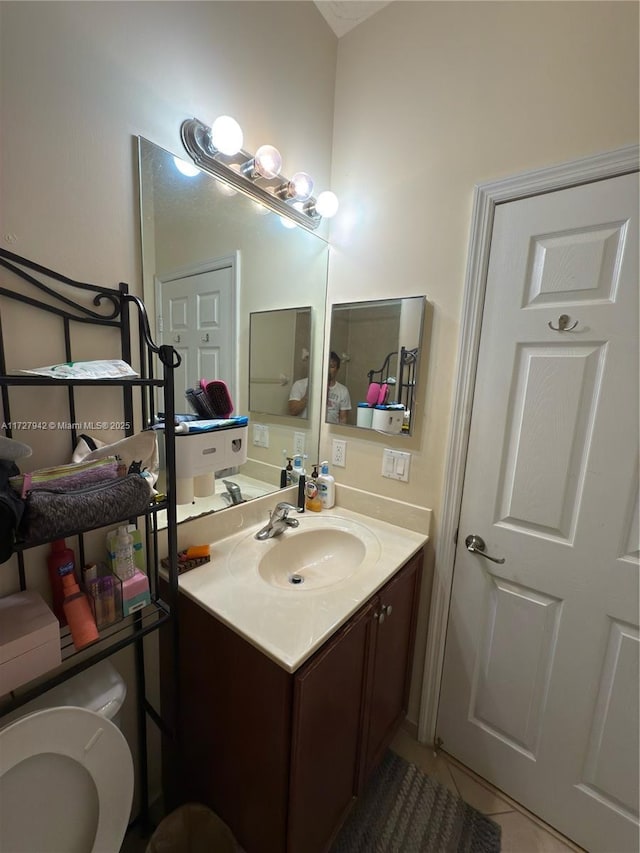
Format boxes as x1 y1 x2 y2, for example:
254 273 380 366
199 379 234 419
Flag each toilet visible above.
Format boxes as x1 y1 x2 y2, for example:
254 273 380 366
0 660 134 853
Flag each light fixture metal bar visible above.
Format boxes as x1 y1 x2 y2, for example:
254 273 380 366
181 118 322 231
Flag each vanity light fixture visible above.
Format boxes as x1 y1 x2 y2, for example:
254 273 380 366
180 116 338 231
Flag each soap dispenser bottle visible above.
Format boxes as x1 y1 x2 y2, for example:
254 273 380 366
317 461 335 509
305 464 322 512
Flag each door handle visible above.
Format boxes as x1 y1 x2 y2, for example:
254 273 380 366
465 534 505 564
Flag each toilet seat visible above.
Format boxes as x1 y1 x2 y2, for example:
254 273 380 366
0 705 133 853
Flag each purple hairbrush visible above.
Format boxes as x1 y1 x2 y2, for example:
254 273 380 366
200 379 234 419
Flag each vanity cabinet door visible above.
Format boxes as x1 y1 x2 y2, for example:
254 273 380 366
361 551 422 782
288 601 375 853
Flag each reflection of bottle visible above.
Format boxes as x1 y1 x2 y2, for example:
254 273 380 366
62 573 99 650
114 526 136 581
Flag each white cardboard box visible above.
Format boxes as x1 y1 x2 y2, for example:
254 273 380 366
0 590 61 695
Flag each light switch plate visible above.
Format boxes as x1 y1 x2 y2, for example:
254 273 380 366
252 424 269 448
381 449 410 482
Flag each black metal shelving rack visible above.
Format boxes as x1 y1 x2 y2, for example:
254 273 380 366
0 249 180 828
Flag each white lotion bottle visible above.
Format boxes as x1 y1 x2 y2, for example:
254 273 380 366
317 461 335 509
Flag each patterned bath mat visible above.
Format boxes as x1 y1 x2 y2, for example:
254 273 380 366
331 750 501 852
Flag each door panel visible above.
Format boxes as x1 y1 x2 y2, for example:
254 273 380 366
159 261 236 406
438 172 639 852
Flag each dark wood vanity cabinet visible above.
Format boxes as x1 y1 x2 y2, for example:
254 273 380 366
161 548 423 853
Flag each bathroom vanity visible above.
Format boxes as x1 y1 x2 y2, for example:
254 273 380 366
160 510 425 853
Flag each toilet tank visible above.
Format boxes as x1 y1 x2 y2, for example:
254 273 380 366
0 660 127 728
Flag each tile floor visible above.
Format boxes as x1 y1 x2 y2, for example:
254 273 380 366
390 726 586 853
122 727 588 852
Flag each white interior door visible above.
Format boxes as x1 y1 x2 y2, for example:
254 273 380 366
437 172 639 852
157 258 236 411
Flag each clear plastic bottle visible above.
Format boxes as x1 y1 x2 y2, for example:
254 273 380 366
113 525 136 581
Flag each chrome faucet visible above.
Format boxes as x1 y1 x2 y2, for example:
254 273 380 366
255 501 300 540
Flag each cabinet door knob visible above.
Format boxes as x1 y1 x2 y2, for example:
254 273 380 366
374 610 385 624
383 604 393 617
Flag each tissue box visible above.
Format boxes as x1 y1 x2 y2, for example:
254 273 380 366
175 425 248 478
0 591 61 694
121 570 151 616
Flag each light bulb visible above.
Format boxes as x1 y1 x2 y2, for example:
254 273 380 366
210 115 243 156
289 172 314 201
254 145 282 179
315 190 339 219
173 156 200 177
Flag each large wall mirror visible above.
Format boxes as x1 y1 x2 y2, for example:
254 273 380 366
138 138 329 523
328 297 426 435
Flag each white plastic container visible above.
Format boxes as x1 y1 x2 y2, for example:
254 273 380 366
317 461 335 509
356 403 373 428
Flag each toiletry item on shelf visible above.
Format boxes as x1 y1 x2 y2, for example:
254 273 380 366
86 574 120 629
81 563 98 590
47 539 77 626
317 461 336 509
297 474 306 512
112 526 136 581
62 573 99 650
305 477 322 512
121 570 151 616
281 453 293 488
106 525 145 578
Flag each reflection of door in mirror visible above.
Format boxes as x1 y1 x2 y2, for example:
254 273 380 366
249 308 311 419
156 257 237 411
328 297 426 435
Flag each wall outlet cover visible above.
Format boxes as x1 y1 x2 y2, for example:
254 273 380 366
332 439 346 468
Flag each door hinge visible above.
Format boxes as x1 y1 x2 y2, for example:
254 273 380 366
157 314 164 333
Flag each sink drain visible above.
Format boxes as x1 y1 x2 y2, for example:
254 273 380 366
288 573 304 585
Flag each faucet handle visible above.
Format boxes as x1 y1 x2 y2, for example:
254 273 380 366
273 501 298 519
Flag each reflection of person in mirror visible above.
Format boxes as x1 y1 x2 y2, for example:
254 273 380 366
288 377 308 417
326 351 351 424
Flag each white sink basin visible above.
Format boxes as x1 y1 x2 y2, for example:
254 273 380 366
228 515 381 591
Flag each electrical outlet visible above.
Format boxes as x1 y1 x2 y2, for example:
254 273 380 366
293 431 305 456
332 439 347 468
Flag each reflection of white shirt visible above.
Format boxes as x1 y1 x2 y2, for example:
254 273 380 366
326 381 351 423
289 378 308 418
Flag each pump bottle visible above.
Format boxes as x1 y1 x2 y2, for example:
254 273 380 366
317 461 335 509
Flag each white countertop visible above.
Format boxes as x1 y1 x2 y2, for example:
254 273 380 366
177 506 428 672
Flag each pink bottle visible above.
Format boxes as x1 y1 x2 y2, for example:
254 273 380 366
62 573 99 650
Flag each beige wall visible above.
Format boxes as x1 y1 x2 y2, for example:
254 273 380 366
325 0 639 539
0 0 337 810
